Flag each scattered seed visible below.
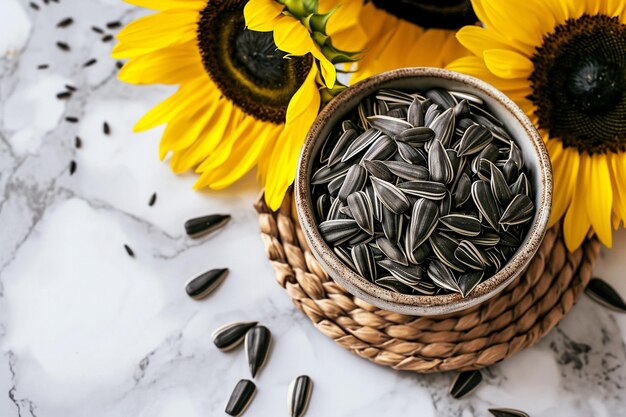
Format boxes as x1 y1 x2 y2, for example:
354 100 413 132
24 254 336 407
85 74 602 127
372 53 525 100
488 408 530 417
102 34 113 42
123 244 134 257
106 20 122 29
585 277 626 313
74 136 82 148
185 268 228 300
37 64 49 69
245 325 271 377
56 17 73 28
29 2 40 10
288 375 313 417
83 58 97 67
56 91 71 99
225 379 256 417
65 84 76 91
102 122 110 135
91 26 104 34
116 61 124 70
65 116 79 123
212 321 258 352
56 41 70 51
148 192 157 207
449 369 482 399
69 160 76 175
185 214 231 238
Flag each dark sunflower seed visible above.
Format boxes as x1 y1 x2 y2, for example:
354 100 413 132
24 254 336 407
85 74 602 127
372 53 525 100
397 180 447 200
362 135 396 161
424 103 441 126
102 34 113 42
452 172 471 207
375 276 414 293
83 58 97 67
439 190 452 216
452 99 470 118
367 115 413 137
103 121 111 135
185 214 231 238
508 141 524 169
472 232 501 246
185 268 228 300
408 198 439 253
381 205 403 244
342 120 359 132
407 97 426 126
56 41 70 51
288 375 313 417
326 198 344 221
30 2 40 10
106 20 122 29
365 185 381 221
370 176 410 214
91 26 104 34
245 325 271 377
500 194 534 226
439 214 481 236
342 129 381 161
454 240 487 270
65 116 79 123
347 191 374 235
510 172 530 197
585 277 626 313
334 246 356 269
311 162 350 184
425 88 456 109
449 370 482 399
56 91 71 99
406 240 431 265
337 165 367 201
488 408 530 417
428 140 454 184
351 243 377 280
319 219 360 244
37 64 49 69
503 159 519 184
327 175 345 197
376 237 408 266
458 271 484 297
395 126 435 145
457 124 493 157
382 161 429 181
56 17 73 27
69 160 77 175
428 260 461 293
328 129 358 166
471 180 500 230
396 141 424 164
490 162 513 206
123 244 134 257
430 234 465 272
74 136 82 148
428 108 455 146
212 321 258 352
225 379 256 417
450 90 484 105
377 260 426 285
362 160 394 182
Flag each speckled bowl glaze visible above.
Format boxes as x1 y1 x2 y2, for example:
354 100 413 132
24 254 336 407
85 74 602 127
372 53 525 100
295 68 552 316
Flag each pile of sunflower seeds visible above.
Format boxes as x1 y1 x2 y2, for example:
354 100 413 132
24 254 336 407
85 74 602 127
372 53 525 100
311 88 535 297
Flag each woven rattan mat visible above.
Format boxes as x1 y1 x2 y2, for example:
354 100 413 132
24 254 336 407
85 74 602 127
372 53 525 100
255 192 600 373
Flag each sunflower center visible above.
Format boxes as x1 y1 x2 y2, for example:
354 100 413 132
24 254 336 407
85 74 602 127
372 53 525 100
371 0 476 30
197 0 313 124
529 14 626 154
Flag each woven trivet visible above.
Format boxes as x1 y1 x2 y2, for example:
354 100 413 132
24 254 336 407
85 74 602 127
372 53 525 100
255 191 600 373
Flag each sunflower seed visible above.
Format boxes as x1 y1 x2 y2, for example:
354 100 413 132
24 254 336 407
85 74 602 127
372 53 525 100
471 180 500 230
288 375 313 417
428 108 455 146
426 88 456 109
408 199 439 253
500 194 534 226
488 408 530 417
375 276 414 293
148 192 157 206
381 205 403 244
397 180 447 200
406 240 431 265
352 244 377 280
450 90 484 105
508 141 524 169
430 235 465 272
185 214 231 238
185 268 228 300
395 126 435 145
457 124 493 157
337 165 367 201
378 260 426 285
328 129 358 166
225 379 256 417
362 160 394 182
334 246 356 269
382 161 429 181
311 162 350 184
362 135 396 161
585 277 626 313
424 103 441 126
370 176 410 214
364 185 381 222
472 232 501 246
439 190 452 216
452 173 472 207
455 240 487 270
316 194 331 220
367 115 413 137
407 97 426 126
510 172 530 197
428 260 461 293
458 271 484 297
503 159 519 184
326 198 343 220
440 214 481 236
347 191 374 235
245 325 271 377
212 321 258 352
319 219 360 244
452 99 470 118
396 141 424 164
449 370 482 399
490 162 513 206
376 237 408 266
428 140 454 184
376 89 415 104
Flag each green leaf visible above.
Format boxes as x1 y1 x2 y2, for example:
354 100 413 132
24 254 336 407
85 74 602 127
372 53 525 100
283 0 317 18
309 9 335 35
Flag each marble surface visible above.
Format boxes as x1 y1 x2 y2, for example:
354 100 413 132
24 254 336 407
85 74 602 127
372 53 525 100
1 0 626 416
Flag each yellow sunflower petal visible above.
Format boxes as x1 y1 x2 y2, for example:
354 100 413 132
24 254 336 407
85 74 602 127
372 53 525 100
586 154 613 247
311 47 336 89
456 25 521 58
549 144 579 227
272 17 314 56
244 0 284 32
604 0 626 15
483 49 534 79
124 0 205 10
446 56 530 91
612 153 626 221
563 154 592 251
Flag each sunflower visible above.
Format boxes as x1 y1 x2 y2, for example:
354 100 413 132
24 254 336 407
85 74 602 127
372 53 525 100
448 0 626 251
350 0 475 83
113 0 360 210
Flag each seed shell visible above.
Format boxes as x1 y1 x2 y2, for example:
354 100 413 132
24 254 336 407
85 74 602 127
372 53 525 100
376 237 408 266
500 194 534 226
347 191 374 235
449 369 482 399
428 140 454 184
408 198 439 253
328 129 358 166
397 180 447 200
457 124 493 156
185 268 228 300
319 219 360 244
185 214 231 238
367 115 413 137
288 375 313 417
585 277 626 313
245 325 272 377
488 408 530 417
341 129 382 161
351 243 377 281
362 160 394 182
212 321 258 352
225 379 256 417
458 271 484 297
471 180 501 230
428 107 455 146
338 165 367 201
454 240 487 270
370 176 410 214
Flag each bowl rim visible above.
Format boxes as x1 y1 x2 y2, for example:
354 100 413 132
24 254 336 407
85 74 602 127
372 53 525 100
295 67 553 316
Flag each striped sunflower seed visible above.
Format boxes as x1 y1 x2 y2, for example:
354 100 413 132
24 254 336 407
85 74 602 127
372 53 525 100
425 88 456 109
452 172 472 207
439 214 482 236
428 260 461 294
327 174 345 197
245 325 272 377
472 232 501 246
471 180 501 230
212 321 258 352
408 198 439 253
342 129 382 161
439 190 452 216
225 379 256 417
454 240 487 270
396 141 424 164
347 191 374 235
288 375 313 417
500 194 534 226
377 259 426 284
370 176 411 214
334 246 356 270
319 219 360 244
338 165 367 201
458 271 483 297
407 97 427 126
328 128 359 166
457 124 493 157
424 103 441 126
488 408 530 417
428 107 455 146
367 115 413 137
429 234 465 272
490 162 513 206
375 276 414 293
352 243 377 281
326 198 343 220
381 205 404 245
510 172 530 197
395 126 435 145
397 180 447 200
382 161 429 181
406 240 431 265
316 194 330 220
376 237 408 266
362 135 396 161
311 162 350 184
362 160 395 182
502 159 519 184
449 369 482 399
584 277 626 313
428 139 454 184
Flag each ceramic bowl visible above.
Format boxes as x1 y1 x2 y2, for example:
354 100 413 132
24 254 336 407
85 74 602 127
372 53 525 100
294 67 552 316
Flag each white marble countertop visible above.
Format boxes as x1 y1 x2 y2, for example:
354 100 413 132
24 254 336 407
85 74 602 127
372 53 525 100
1 0 626 416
